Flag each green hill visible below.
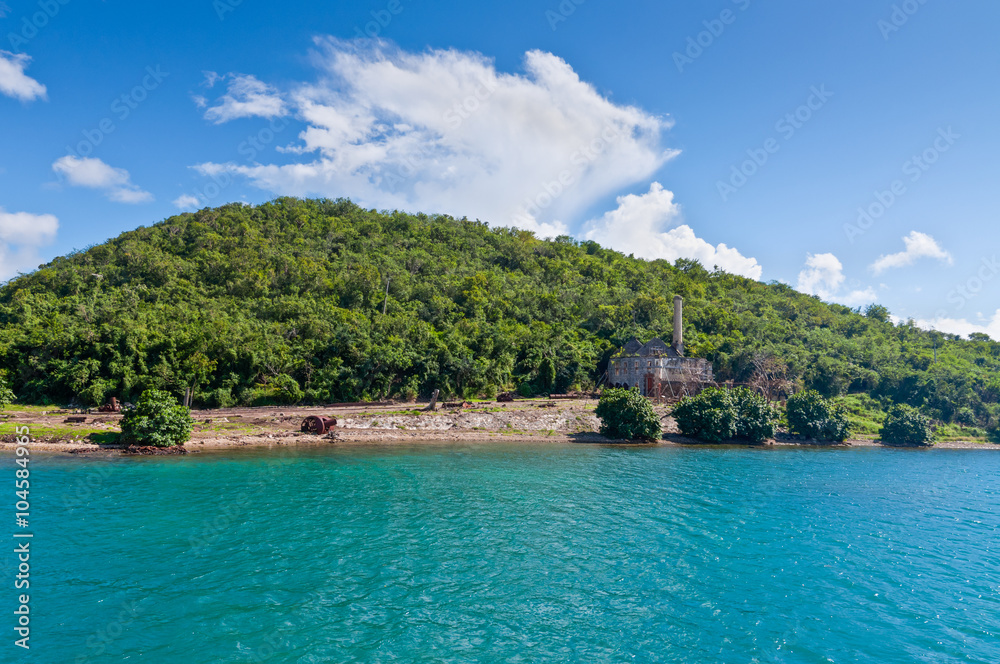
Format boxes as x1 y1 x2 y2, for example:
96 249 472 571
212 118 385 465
2 197 998 428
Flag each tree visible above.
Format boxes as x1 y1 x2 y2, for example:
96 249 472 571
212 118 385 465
673 388 737 443
672 387 777 444
731 387 778 443
595 388 662 441
880 404 934 447
0 377 14 409
120 389 194 447
864 304 891 323
786 390 851 442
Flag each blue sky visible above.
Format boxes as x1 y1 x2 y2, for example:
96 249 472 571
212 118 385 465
2 0 998 337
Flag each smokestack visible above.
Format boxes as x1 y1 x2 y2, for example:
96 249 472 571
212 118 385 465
673 295 684 356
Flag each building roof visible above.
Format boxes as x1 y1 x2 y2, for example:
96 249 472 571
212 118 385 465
639 338 681 357
621 337 642 355
615 337 682 358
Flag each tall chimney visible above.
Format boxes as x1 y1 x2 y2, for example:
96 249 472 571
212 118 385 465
673 295 684 356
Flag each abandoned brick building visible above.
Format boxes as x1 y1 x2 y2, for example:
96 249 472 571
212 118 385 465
607 296 713 398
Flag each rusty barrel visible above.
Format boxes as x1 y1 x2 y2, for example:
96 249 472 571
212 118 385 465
301 416 338 435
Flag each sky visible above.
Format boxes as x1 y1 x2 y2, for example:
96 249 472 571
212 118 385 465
1 0 998 337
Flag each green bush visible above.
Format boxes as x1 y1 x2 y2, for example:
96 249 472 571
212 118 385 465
673 388 736 442
786 390 851 442
731 387 778 443
242 374 304 406
120 389 194 447
0 377 15 409
673 387 777 443
596 388 662 441
880 404 934 447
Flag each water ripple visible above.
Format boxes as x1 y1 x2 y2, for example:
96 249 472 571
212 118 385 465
18 445 1000 663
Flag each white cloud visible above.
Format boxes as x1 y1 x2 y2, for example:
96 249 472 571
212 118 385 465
0 208 58 281
195 39 674 236
202 74 288 123
871 231 952 274
52 156 153 203
200 70 223 88
0 50 46 102
173 194 201 210
797 252 877 307
582 182 762 279
911 310 1000 340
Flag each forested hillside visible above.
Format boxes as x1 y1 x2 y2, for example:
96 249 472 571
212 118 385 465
1 197 998 427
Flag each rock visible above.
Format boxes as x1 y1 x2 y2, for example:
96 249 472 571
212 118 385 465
122 445 187 456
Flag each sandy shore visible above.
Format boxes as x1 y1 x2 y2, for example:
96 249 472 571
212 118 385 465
1 398 996 454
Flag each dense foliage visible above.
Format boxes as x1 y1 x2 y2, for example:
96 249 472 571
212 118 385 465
786 390 851 442
672 388 737 442
595 387 662 441
0 376 14 409
880 404 934 447
673 387 777 443
1 197 999 423
730 387 778 443
120 389 194 447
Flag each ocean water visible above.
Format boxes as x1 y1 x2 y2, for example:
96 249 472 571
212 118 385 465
6 443 999 663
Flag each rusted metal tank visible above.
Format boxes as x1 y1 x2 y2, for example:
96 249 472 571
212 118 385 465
301 416 338 435
97 397 121 413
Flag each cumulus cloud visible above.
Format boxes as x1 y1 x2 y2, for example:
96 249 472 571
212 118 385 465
0 208 58 281
797 252 877 307
202 73 288 123
0 50 46 102
871 231 953 274
52 156 153 203
172 194 201 210
582 182 762 279
911 310 1000 341
195 39 674 236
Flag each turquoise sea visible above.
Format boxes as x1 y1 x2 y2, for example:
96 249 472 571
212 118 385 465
6 443 999 663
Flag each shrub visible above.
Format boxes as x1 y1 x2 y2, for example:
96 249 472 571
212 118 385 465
0 377 15 409
673 387 777 444
673 388 737 443
243 374 304 406
205 387 236 409
730 387 778 444
880 404 934 447
120 389 194 447
954 407 977 427
596 388 662 441
786 390 851 442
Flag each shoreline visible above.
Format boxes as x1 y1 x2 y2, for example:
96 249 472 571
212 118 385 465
2 398 997 455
